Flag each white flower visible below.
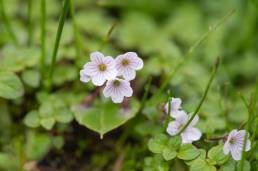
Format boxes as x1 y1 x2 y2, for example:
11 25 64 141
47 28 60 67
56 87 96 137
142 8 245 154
223 129 251 161
80 69 91 83
115 52 143 81
103 78 133 103
83 51 117 86
167 111 202 144
164 97 182 118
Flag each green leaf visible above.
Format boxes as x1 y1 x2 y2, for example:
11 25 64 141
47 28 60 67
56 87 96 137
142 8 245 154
236 160 250 171
162 147 177 161
148 134 168 153
186 149 206 166
208 144 229 165
40 117 55 130
177 144 200 160
144 155 169 171
190 159 216 171
52 136 64 149
25 131 51 160
220 159 235 171
21 69 40 88
23 110 40 128
167 136 181 150
0 71 24 99
54 108 73 123
73 99 140 138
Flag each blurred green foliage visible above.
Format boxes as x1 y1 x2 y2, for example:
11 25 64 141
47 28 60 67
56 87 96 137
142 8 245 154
0 0 257 170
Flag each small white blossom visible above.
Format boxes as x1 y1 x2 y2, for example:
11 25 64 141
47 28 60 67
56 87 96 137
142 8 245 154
223 129 251 161
115 52 143 81
167 111 202 144
83 51 117 86
80 69 91 83
164 97 182 118
103 78 133 103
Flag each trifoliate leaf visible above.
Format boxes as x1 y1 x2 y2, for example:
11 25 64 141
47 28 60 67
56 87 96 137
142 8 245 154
148 134 168 153
208 144 229 165
162 147 177 161
23 110 40 128
190 159 216 171
40 117 55 130
177 144 200 160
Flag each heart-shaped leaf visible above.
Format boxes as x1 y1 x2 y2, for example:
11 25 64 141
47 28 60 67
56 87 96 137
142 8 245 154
0 71 24 99
73 99 140 138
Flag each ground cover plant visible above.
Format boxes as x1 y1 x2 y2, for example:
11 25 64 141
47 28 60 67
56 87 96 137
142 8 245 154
0 0 258 170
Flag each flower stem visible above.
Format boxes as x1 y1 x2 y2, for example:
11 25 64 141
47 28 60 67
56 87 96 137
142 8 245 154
151 9 235 101
137 77 152 114
40 0 46 79
70 0 83 68
48 0 70 89
177 57 220 135
0 0 18 45
27 0 33 45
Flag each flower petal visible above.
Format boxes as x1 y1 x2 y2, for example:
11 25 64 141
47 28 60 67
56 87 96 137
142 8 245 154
103 80 113 97
90 51 104 63
120 80 133 97
167 121 180 136
223 141 230 155
80 70 91 82
83 62 98 76
123 68 136 80
230 144 242 161
126 52 143 70
245 139 251 151
91 73 106 86
181 127 202 144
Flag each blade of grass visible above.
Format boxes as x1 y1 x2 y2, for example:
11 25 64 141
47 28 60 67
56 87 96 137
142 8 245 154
239 79 258 171
40 0 46 79
48 0 70 89
0 0 18 45
99 22 117 51
151 9 235 101
177 57 220 135
27 0 32 45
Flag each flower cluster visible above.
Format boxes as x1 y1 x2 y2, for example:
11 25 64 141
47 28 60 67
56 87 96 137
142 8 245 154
223 129 251 161
165 97 202 144
80 51 143 103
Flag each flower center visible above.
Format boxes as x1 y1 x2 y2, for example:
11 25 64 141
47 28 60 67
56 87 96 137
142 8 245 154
113 80 121 87
229 138 236 145
122 59 129 66
98 64 107 71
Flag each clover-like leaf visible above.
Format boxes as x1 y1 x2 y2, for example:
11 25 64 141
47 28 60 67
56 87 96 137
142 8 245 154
24 110 40 128
0 71 24 99
40 117 55 130
208 144 229 165
162 147 177 161
73 99 140 138
144 155 169 171
190 159 216 171
177 144 200 160
148 134 168 153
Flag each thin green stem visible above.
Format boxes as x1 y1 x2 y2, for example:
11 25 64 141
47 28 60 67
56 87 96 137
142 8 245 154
164 91 173 130
151 9 235 100
177 57 220 135
48 0 70 89
70 0 82 68
137 77 152 114
99 22 116 51
40 0 46 79
0 0 18 45
27 0 32 45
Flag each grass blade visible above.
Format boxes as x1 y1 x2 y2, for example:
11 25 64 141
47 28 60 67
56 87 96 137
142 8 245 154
40 0 46 78
48 0 70 89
